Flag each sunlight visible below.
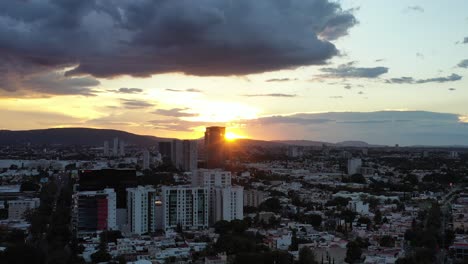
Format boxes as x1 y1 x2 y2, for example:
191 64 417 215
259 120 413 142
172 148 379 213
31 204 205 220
225 132 246 141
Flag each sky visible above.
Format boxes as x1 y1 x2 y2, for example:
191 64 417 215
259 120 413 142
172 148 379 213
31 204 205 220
1 0 468 145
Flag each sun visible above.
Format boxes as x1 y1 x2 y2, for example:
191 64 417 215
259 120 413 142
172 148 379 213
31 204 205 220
225 132 246 141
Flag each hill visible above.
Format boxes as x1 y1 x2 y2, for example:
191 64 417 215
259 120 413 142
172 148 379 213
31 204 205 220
0 128 172 146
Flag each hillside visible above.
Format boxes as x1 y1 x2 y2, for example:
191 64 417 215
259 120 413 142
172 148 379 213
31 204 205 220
0 128 172 146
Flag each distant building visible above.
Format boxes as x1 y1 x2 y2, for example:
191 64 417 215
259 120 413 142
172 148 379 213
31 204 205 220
244 189 266 207
205 126 226 169
103 141 109 156
113 137 119 156
119 140 125 156
158 142 172 161
161 186 209 231
142 150 150 170
72 188 117 236
171 139 184 169
126 186 158 235
347 158 362 175
450 151 459 159
182 140 198 173
8 198 40 220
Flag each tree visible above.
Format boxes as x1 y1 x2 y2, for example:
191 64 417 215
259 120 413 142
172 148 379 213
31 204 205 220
298 247 318 264
350 174 366 184
345 241 362 264
259 198 281 213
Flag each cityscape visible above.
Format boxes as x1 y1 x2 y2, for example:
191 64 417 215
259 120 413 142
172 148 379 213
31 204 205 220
1 1 468 264
0 127 467 264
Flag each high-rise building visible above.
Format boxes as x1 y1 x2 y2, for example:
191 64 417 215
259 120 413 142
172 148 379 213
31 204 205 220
161 186 208 231
103 141 109 156
192 169 243 225
182 140 198 173
213 186 243 222
158 142 172 161
126 186 158 235
347 158 362 175
119 140 125 156
72 188 117 236
113 137 119 156
171 139 184 169
204 126 226 169
142 150 150 170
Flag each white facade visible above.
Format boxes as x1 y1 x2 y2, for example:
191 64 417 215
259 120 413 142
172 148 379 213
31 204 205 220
161 186 208 231
192 169 231 188
103 141 109 156
8 198 40 220
347 158 362 175
192 169 243 224
214 186 244 222
127 186 157 235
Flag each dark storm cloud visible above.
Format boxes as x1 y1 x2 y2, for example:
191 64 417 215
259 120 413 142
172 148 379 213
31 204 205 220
120 99 155 109
449 88 456 91
319 62 389 78
458 59 468 68
0 0 357 93
111 88 144 94
242 93 297 98
153 108 198 117
0 70 100 97
166 88 203 93
387 74 462 84
463 37 468 44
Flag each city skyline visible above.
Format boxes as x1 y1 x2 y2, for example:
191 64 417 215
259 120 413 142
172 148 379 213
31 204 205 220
1 0 468 145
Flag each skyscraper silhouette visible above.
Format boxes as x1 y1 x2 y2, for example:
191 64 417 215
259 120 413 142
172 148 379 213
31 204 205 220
204 126 225 169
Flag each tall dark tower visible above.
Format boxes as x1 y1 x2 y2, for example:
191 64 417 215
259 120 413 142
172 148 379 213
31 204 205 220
205 126 226 169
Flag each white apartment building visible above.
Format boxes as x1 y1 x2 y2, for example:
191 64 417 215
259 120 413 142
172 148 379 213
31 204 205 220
127 186 158 235
192 169 243 225
8 198 40 220
161 185 208 231
214 186 243 222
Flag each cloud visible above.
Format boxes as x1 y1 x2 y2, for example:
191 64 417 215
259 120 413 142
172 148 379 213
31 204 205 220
448 88 456 91
0 69 100 97
318 62 389 78
153 108 198 117
120 99 155 109
458 59 468 68
166 88 202 93
406 6 424 13
0 0 357 83
464 37 468 44
240 111 468 145
111 88 144 94
329 96 343 99
242 93 297 98
387 73 462 84
266 78 295 82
